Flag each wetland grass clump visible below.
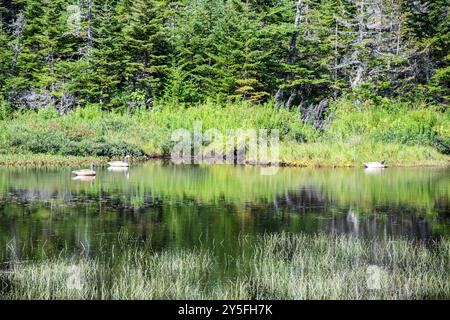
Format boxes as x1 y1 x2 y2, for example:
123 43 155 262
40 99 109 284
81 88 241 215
1 248 213 300
237 233 449 299
1 233 448 299
104 250 213 299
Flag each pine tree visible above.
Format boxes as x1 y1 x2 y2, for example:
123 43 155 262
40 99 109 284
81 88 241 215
87 0 123 108
404 0 449 103
273 0 336 109
168 0 219 103
53 1 92 111
215 0 270 102
7 0 66 108
0 0 448 109
0 4 12 92
120 0 169 107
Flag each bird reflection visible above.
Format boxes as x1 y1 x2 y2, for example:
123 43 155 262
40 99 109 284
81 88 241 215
107 166 130 180
364 167 385 175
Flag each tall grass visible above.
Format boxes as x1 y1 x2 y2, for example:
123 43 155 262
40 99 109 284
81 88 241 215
231 233 449 299
325 99 450 154
0 153 107 166
1 249 212 300
0 98 448 166
1 233 448 299
280 141 448 167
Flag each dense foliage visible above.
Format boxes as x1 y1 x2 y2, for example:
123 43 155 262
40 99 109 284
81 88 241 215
0 0 448 111
0 101 448 164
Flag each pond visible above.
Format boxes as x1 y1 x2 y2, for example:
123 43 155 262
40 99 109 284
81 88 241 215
0 163 449 299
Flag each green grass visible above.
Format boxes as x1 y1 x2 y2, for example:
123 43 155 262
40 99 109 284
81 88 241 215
280 141 449 167
232 233 449 299
0 98 448 167
0 153 106 167
1 233 448 299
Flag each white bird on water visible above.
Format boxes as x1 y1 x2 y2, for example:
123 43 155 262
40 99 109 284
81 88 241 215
363 160 386 168
72 163 96 176
108 155 131 168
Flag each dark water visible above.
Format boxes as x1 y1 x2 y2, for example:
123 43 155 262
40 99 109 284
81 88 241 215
0 162 448 267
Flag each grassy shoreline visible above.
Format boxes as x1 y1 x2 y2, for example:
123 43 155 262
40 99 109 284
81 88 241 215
0 100 448 168
0 148 448 168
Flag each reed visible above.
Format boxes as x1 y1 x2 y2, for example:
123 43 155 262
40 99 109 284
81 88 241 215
1 233 448 300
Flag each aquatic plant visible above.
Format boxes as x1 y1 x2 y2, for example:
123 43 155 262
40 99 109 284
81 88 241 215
1 233 448 300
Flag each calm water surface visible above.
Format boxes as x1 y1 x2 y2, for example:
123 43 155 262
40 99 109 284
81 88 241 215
0 162 448 273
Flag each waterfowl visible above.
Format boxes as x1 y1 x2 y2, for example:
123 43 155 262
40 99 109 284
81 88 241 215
72 163 96 176
363 160 386 168
108 155 131 167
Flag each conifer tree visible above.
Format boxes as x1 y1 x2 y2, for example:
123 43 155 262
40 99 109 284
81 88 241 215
218 0 270 102
120 0 169 107
88 0 123 108
404 0 449 103
0 0 448 108
8 0 65 108
168 0 219 103
0 4 12 92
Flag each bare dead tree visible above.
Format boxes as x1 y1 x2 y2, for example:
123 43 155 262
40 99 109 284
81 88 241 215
274 0 306 110
350 0 366 88
79 0 93 56
10 11 25 72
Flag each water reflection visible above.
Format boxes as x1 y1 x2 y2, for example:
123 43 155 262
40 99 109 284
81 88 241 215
0 164 448 263
364 167 385 175
72 176 96 183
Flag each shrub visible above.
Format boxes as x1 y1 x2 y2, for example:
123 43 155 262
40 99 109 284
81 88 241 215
0 97 11 121
0 98 448 163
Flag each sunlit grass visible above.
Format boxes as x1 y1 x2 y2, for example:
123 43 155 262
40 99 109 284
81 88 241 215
231 233 449 299
1 233 448 300
1 249 212 300
280 141 449 167
0 153 106 167
0 99 448 167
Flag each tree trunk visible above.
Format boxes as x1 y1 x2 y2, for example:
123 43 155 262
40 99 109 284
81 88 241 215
87 0 93 47
11 12 25 72
275 0 304 110
351 0 366 88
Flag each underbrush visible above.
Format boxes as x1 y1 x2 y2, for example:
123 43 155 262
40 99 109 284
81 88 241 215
0 98 448 166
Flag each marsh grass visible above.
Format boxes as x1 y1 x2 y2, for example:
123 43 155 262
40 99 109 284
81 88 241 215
1 233 448 300
279 141 449 167
1 248 213 300
0 153 106 167
235 233 449 299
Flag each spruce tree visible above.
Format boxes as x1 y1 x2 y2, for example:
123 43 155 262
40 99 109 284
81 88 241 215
215 0 270 102
168 0 218 103
88 0 123 108
0 4 12 92
120 0 169 107
8 0 66 108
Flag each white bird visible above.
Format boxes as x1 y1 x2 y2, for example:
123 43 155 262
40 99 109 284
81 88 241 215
72 163 96 176
363 160 386 168
108 155 131 167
